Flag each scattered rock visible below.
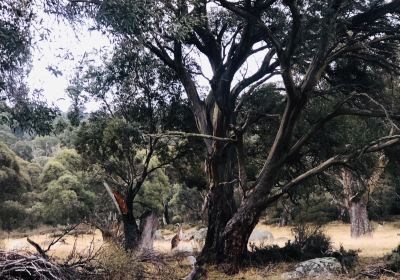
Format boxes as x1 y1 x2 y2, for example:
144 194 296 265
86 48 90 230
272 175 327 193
249 229 274 243
193 228 207 250
275 236 289 243
187 255 196 266
192 228 207 240
281 257 342 279
154 230 164 240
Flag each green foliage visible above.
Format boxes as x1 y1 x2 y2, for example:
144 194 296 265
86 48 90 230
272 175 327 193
0 0 59 135
169 184 203 222
24 162 42 189
32 136 59 157
11 140 33 161
32 156 50 168
0 142 29 201
0 200 26 231
40 160 67 185
0 126 17 145
37 149 96 225
53 149 81 172
134 165 170 216
40 175 94 224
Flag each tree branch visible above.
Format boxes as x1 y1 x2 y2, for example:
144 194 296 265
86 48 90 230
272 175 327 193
147 131 235 142
231 49 278 98
267 134 400 202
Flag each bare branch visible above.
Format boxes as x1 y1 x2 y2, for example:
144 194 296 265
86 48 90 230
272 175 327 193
231 49 278 98
287 94 358 159
349 0 400 28
103 182 122 215
147 131 235 142
27 224 80 259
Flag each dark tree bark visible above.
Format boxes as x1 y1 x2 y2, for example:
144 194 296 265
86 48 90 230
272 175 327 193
121 186 140 250
200 150 236 263
122 213 140 250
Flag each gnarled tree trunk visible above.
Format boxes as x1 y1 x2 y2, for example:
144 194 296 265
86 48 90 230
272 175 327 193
348 200 371 238
218 187 271 273
340 153 388 238
341 168 372 239
199 146 237 263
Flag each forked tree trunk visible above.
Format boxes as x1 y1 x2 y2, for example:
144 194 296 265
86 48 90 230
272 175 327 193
122 211 160 251
340 168 374 238
348 201 371 238
219 200 264 273
198 147 237 264
212 167 281 272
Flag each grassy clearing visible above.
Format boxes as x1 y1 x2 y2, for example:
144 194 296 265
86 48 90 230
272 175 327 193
1 221 400 279
255 221 400 257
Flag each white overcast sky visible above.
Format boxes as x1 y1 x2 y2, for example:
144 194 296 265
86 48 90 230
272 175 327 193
27 13 110 112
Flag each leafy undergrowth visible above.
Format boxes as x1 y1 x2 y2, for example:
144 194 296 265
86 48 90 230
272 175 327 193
96 244 193 280
247 223 358 272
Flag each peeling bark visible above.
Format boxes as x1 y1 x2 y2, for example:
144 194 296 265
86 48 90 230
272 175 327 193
199 147 237 264
138 211 159 252
348 201 371 238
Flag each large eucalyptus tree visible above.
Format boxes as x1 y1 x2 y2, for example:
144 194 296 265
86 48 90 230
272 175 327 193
57 0 400 270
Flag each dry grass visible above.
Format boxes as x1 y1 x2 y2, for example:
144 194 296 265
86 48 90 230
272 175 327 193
254 221 400 257
326 222 400 257
1 229 103 260
2 221 400 279
2 221 399 258
0 225 58 239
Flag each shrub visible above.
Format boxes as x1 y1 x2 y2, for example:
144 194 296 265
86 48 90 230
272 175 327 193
97 244 146 280
292 223 331 259
249 223 358 270
386 245 400 272
97 244 184 280
0 200 26 230
331 245 358 272
40 160 67 185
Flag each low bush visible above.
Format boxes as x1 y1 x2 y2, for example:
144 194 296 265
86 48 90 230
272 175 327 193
96 244 188 280
385 245 400 272
97 244 146 280
249 223 358 270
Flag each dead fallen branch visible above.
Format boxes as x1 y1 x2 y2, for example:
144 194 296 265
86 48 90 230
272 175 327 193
356 262 400 279
27 224 80 259
0 250 75 280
